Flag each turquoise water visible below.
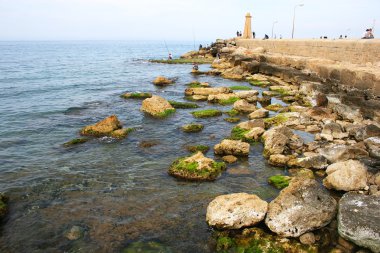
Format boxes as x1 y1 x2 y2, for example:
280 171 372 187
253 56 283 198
0 41 284 252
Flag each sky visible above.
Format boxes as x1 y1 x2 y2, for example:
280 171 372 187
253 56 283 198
0 0 379 41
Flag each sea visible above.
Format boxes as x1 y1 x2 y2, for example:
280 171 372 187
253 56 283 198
0 41 295 252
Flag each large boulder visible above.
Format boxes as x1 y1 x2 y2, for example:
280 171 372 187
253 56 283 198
265 178 337 237
262 126 304 158
80 115 123 137
319 145 369 163
233 100 257 113
207 93 239 105
185 87 231 96
330 103 363 122
323 160 368 191
153 76 173 86
168 152 226 181
364 137 380 159
289 155 329 170
206 193 268 229
141 95 175 118
338 193 380 253
214 139 250 156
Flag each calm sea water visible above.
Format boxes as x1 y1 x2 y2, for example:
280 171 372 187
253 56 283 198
0 41 287 253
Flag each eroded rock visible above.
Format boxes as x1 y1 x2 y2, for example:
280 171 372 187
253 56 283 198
141 95 176 118
214 139 250 156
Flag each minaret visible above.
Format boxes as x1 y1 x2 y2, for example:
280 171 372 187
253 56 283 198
243 13 253 39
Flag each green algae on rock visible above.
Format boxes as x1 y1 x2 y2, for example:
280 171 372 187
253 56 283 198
218 97 240 106
230 127 250 141
268 175 292 189
214 228 318 253
224 109 240 117
152 76 173 86
265 104 284 112
168 100 199 109
181 123 204 133
63 138 89 147
249 80 270 87
141 95 176 118
168 152 226 181
122 241 173 253
185 145 210 153
120 92 152 99
110 128 134 139
156 109 176 118
80 115 122 137
230 86 252 90
264 114 289 126
191 109 222 118
224 117 241 123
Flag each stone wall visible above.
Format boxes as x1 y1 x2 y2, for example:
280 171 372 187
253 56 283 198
235 39 380 65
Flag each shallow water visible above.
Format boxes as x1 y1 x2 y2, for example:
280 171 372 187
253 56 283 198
0 41 295 252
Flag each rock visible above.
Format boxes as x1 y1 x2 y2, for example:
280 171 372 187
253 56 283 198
64 225 84 241
191 109 222 118
262 91 278 97
234 90 259 99
233 100 257 113
338 236 356 251
268 154 291 167
80 115 122 137
252 47 266 53
330 103 363 122
122 241 172 253
214 139 250 156
321 123 348 139
206 193 268 229
63 138 89 147
190 95 208 101
243 127 265 141
268 175 291 189
141 95 176 118
316 93 328 107
121 92 152 99
299 232 316 245
153 76 173 86
207 93 238 105
181 123 204 133
354 124 380 141
185 87 231 96
0 193 9 219
364 137 380 159
237 119 265 130
168 151 226 181
305 125 320 133
110 128 134 139
289 155 329 169
305 107 336 121
319 145 369 163
265 104 284 112
185 145 209 153
248 108 269 119
288 168 315 179
224 117 240 123
265 178 337 238
222 155 238 164
262 126 303 158
323 160 368 191
338 192 380 253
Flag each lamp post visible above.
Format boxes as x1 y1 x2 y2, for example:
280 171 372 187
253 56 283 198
292 3 304 39
272 20 278 39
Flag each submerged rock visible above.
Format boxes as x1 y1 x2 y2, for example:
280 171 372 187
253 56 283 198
185 145 209 153
265 178 337 237
323 160 368 191
122 241 172 253
191 109 222 118
214 139 250 156
121 92 152 99
168 100 199 109
153 76 173 86
222 155 237 164
338 192 380 253
64 225 84 241
168 152 226 181
268 175 291 189
141 95 176 118
206 193 268 229
181 123 204 133
0 193 9 219
63 138 89 147
80 115 127 137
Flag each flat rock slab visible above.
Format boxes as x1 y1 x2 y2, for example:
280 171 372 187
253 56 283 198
338 192 380 253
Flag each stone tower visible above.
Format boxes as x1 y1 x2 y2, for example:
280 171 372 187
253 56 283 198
243 13 253 39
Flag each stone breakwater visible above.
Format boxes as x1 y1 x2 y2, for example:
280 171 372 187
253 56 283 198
182 43 380 252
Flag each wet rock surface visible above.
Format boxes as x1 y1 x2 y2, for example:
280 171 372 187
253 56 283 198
141 95 175 118
338 192 380 253
214 139 250 156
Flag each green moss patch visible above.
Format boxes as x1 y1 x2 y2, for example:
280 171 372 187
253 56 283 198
168 157 226 181
224 117 241 123
224 109 239 117
264 114 288 126
122 241 172 253
156 109 176 118
186 145 210 153
230 127 250 140
268 175 291 189
63 138 89 147
121 92 152 99
218 97 240 106
169 100 199 109
265 104 284 112
230 86 252 91
150 58 213 64
249 80 270 87
214 228 317 253
192 109 222 118
110 128 134 139
181 123 204 133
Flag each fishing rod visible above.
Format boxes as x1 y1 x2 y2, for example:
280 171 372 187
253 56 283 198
163 40 170 55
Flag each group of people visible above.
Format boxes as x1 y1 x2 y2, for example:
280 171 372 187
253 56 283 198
362 28 375 39
236 31 243 37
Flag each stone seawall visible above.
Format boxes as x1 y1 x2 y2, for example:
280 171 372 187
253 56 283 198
235 39 380 65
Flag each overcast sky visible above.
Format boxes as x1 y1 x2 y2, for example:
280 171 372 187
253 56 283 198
0 0 378 41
